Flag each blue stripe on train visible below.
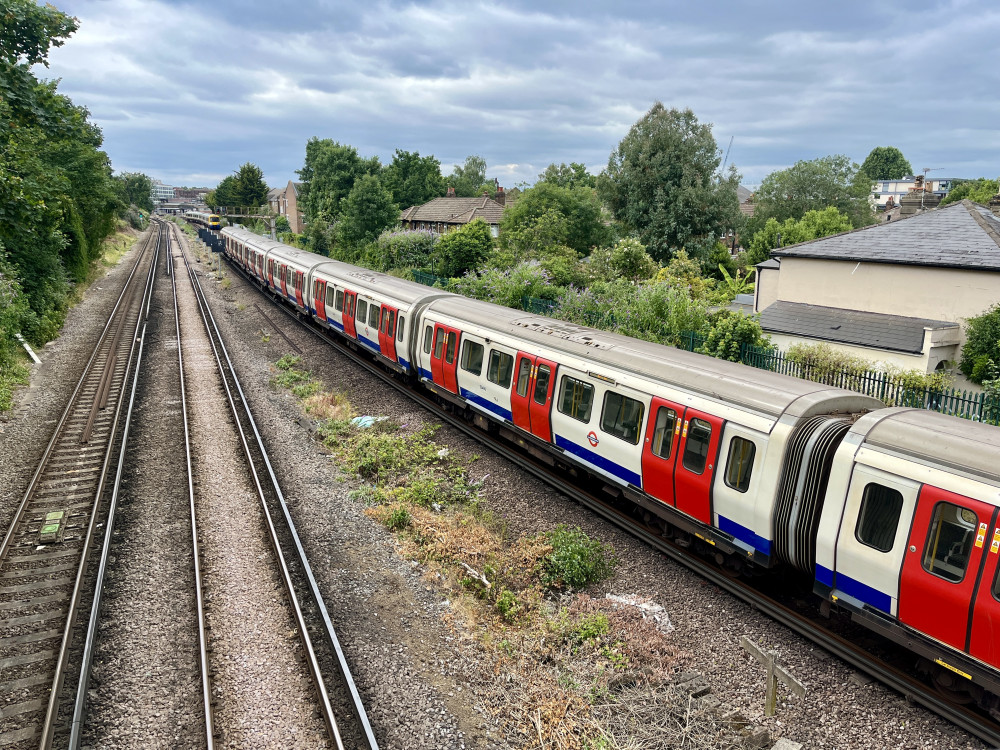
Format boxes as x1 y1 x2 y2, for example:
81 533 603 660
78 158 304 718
717 515 772 556
460 388 513 421
816 564 891 613
358 334 380 352
554 434 642 486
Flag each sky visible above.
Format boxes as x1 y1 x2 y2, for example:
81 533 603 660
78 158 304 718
40 0 1000 191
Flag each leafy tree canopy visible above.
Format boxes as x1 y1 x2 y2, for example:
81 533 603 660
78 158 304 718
112 171 153 214
960 303 1000 384
859 146 913 181
334 174 399 251
499 181 609 256
941 178 999 206
383 149 444 209
597 102 742 263
446 155 488 198
746 206 853 265
753 155 874 228
231 162 269 207
434 219 494 277
0 0 77 66
205 175 236 210
297 138 381 222
537 162 596 189
587 238 658 283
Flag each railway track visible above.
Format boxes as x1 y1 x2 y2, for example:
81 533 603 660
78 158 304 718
173 224 378 749
0 223 161 748
224 251 1000 748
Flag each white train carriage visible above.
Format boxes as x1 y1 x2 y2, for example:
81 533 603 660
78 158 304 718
221 226 282 283
415 296 880 565
260 243 332 314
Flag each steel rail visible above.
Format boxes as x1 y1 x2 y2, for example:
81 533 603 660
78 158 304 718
40 221 162 748
176 228 378 749
231 258 1000 748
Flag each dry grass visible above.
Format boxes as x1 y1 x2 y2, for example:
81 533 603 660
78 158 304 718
303 390 355 421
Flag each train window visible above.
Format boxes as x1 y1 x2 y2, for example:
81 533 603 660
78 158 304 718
487 350 514 388
515 358 532 397
855 483 904 553
682 419 712 474
600 392 644 444
397 316 405 342
557 376 594 423
651 407 677 459
533 365 551 405
368 304 380 329
724 437 756 493
423 325 433 354
445 332 457 364
461 340 484 376
922 502 976 583
357 299 368 324
335 290 344 312
386 310 396 338
433 328 445 359
326 286 335 307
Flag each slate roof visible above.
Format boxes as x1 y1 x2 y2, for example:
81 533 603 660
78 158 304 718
267 187 283 200
737 185 752 202
400 196 505 226
759 301 958 354
773 200 1000 270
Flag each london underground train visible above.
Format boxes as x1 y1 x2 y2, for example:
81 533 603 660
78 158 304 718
221 225 1000 713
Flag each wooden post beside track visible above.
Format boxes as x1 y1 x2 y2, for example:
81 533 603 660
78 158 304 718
740 636 806 716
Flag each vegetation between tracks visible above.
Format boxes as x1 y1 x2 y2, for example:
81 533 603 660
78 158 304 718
271 353 756 748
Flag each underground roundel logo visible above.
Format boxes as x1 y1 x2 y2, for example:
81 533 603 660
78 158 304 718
587 431 599 447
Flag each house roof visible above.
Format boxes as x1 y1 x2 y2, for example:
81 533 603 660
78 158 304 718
756 258 780 270
737 185 752 203
267 187 283 200
759 301 958 354
400 196 505 226
772 200 1000 271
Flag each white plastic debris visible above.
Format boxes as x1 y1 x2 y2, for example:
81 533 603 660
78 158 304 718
437 448 450 458
350 415 388 428
605 593 673 633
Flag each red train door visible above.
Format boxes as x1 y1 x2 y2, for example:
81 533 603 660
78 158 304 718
672 409 722 524
640 398 685 505
970 523 1000 666
315 279 327 319
267 260 274 289
899 486 997 653
430 324 460 393
510 353 557 442
279 264 288 298
379 305 398 362
294 271 304 308
342 290 357 338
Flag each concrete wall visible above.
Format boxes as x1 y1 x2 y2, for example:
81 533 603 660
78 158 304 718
754 265 780 313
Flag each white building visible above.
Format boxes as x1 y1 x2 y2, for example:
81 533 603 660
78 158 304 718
871 176 957 209
150 179 175 204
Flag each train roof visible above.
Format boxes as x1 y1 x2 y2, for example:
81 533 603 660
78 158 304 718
317 265 454 305
861 408 1000 485
424 296 878 419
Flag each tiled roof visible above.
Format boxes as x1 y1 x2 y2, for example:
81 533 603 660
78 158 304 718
759 301 957 354
400 196 505 225
773 200 1000 270
756 258 780 269
267 187 283 200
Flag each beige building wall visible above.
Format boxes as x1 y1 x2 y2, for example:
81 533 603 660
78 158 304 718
754 266 780 313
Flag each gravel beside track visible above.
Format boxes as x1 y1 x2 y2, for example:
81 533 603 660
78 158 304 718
197 246 985 750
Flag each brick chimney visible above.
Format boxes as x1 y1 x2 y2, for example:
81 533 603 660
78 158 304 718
495 186 505 206
446 186 456 197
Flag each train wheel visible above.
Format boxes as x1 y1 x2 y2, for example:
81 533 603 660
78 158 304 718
931 664 974 705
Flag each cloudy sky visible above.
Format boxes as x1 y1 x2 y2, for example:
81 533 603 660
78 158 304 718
42 0 1000 190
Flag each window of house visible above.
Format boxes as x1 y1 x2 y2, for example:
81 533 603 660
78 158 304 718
397 316 405 342
487 350 514 388
724 437 756 493
445 331 457 364
533 364 551 405
600 392 644 444
651 407 677 459
433 327 445 358
557 376 594 422
356 299 368 324
682 418 712 474
368 303 380 329
423 325 433 354
515 358 532 397
855 483 904 552
460 340 484 375
922 501 977 583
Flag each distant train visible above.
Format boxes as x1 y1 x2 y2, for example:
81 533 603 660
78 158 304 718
220 224 1000 716
184 211 221 230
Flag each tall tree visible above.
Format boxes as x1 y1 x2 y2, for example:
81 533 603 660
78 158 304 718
753 155 875 228
598 103 742 262
334 175 399 251
536 162 595 189
499 182 609 255
447 155 488 197
205 176 237 210
231 162 268 207
746 207 854 265
113 171 153 213
296 138 380 222
941 178 999 206
383 149 445 208
859 146 913 181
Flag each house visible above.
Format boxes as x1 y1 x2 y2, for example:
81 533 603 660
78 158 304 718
737 185 755 217
754 199 1000 375
267 181 304 233
871 175 957 209
399 187 506 237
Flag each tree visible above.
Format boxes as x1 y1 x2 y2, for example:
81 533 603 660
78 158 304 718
753 155 874 228
587 238 658 283
698 312 770 362
499 182 609 256
959 304 1000 384
941 178 999 206
383 149 445 208
434 219 494 277
598 103 742 263
746 206 854 265
0 0 77 66
859 146 913 181
112 172 153 214
446 155 488 197
536 162 595 189
231 162 268 207
334 175 399 250
297 138 380 222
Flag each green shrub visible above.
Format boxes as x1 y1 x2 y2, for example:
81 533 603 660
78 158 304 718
540 525 616 589
697 311 770 362
495 588 521 622
960 303 1000 385
569 612 610 642
275 354 301 370
383 504 412 531
449 261 558 309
